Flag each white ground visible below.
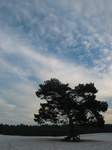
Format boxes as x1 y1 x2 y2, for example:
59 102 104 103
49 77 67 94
0 133 112 150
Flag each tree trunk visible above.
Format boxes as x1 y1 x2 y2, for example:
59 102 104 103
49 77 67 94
69 117 74 138
64 117 80 141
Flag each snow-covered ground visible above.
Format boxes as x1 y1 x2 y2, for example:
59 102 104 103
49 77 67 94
0 133 112 150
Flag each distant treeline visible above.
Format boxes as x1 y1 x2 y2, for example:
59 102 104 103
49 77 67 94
0 124 112 136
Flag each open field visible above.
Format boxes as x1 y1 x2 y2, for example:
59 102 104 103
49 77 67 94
0 133 112 150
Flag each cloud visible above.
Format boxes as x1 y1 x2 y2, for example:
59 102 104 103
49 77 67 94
0 29 112 95
0 97 16 112
0 0 112 124
103 108 112 124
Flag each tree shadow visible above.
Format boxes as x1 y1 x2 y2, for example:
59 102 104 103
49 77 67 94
25 136 104 143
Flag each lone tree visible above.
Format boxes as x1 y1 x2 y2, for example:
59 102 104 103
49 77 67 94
34 78 108 141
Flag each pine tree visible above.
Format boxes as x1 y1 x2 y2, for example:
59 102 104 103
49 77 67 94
34 78 108 141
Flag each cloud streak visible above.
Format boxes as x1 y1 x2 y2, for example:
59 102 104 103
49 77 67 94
0 0 112 124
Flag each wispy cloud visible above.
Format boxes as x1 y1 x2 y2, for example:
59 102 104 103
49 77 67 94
0 0 112 124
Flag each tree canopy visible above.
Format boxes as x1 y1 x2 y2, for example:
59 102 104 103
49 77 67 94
34 78 108 141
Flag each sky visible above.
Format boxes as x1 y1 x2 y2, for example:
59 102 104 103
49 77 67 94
0 0 112 124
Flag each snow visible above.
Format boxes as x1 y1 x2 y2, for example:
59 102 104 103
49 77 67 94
0 133 112 150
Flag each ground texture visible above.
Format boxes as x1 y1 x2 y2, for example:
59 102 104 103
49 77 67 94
0 133 112 150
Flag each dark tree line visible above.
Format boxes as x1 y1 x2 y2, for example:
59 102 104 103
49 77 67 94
34 78 108 141
0 124 112 136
